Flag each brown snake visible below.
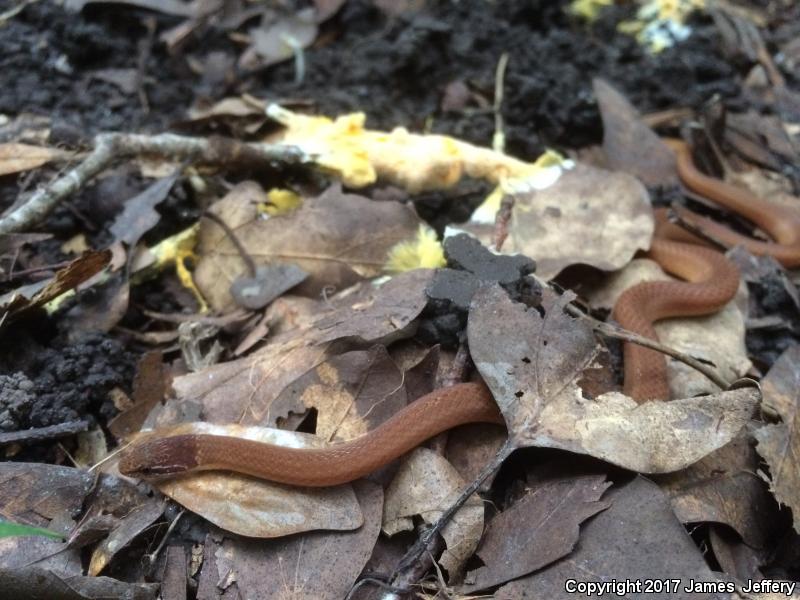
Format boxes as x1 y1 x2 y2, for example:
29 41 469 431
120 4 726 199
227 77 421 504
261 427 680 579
119 139 800 484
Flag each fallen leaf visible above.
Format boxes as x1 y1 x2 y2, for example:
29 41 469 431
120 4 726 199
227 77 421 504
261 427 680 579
495 477 727 599
468 285 759 473
170 271 429 424
657 434 778 548
108 351 169 441
110 172 180 246
229 264 307 310
88 499 166 575
502 163 653 280
593 78 677 187
754 345 800 533
0 143 65 176
0 249 111 320
220 480 381 599
194 182 424 311
710 526 767 581
0 567 158 600
383 447 485 579
239 8 318 70
462 474 611 592
269 346 407 441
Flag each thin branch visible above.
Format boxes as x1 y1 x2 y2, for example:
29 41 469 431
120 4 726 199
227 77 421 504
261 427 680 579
562 301 730 391
0 132 310 235
390 439 516 587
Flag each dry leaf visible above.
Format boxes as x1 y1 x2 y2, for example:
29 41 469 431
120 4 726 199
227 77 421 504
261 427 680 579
88 500 165 575
502 163 653 280
110 173 180 245
170 271 430 425
593 78 677 187
220 481 381 599
194 182 423 311
468 285 759 473
495 477 726 599
0 249 111 320
754 344 800 533
658 434 777 549
269 346 407 440
462 474 611 592
382 447 484 578
0 143 65 176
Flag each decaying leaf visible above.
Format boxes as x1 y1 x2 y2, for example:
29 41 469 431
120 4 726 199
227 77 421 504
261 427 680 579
495 477 726 598
241 8 318 70
587 257 752 398
502 163 654 280
383 447 485 579
462 474 611 592
193 182 424 311
754 345 800 533
88 499 165 575
219 481 381 600
468 285 759 473
123 422 363 538
0 249 111 321
168 270 430 425
269 346 407 441
658 434 777 549
593 77 677 187
110 172 180 246
0 143 66 176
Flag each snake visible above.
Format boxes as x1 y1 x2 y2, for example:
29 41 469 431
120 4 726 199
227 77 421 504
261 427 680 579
118 382 503 486
119 138 800 484
614 138 800 401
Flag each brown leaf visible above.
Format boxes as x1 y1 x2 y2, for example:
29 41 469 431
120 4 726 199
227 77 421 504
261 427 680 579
108 351 169 441
0 143 65 176
382 447 485 579
240 8 318 70
657 434 777 548
269 346 407 440
88 499 166 575
194 183 424 311
461 474 611 592
0 249 111 321
593 78 677 187
495 477 726 599
170 271 429 425
110 172 180 245
754 344 800 533
503 163 653 280
468 286 759 473
218 480 382 599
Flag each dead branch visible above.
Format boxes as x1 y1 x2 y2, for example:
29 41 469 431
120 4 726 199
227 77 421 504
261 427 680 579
0 132 310 235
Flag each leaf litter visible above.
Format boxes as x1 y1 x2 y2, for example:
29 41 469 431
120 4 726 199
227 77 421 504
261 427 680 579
2 1 799 598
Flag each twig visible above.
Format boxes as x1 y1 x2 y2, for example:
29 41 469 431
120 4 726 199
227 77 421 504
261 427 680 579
0 420 88 446
492 193 515 251
562 301 730 390
201 211 257 276
390 439 516 588
492 52 509 153
0 133 310 235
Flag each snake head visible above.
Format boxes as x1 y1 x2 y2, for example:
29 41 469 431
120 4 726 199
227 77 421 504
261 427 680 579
119 435 199 480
